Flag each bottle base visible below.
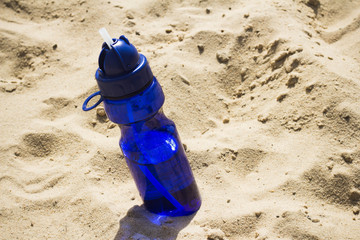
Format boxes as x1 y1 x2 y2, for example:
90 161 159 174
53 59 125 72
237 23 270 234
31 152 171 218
143 181 201 217
145 201 202 217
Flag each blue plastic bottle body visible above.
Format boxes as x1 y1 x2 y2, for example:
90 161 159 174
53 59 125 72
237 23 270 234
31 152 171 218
119 109 201 216
103 78 201 216
82 35 201 216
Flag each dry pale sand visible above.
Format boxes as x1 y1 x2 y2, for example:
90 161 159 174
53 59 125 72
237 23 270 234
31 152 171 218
1 0 360 239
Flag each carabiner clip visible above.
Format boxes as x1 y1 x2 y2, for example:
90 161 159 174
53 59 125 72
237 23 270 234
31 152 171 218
82 91 104 111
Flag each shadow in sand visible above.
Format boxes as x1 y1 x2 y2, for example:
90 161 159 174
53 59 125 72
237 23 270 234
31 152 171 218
114 205 196 240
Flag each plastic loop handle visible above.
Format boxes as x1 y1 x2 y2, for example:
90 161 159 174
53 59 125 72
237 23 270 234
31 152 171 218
82 91 103 111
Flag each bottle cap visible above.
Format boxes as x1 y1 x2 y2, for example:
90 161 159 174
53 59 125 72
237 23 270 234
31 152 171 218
95 30 153 99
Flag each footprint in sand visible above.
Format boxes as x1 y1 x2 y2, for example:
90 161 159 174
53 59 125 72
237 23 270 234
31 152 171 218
42 97 74 120
0 29 54 89
19 130 82 158
219 148 268 176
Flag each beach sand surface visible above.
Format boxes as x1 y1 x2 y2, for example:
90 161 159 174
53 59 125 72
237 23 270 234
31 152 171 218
1 0 360 239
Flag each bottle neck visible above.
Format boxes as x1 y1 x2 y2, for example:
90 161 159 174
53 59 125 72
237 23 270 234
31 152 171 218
102 77 165 125
119 109 175 142
119 108 164 128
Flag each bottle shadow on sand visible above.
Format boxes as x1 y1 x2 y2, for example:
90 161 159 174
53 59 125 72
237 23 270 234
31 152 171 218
113 205 196 240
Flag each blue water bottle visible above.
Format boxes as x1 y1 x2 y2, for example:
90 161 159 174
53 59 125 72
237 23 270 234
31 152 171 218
83 29 201 216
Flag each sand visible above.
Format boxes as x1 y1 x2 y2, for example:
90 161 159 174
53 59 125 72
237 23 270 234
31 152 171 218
1 0 360 239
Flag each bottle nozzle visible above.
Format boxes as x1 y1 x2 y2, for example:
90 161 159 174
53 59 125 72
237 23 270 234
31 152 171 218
99 27 113 49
